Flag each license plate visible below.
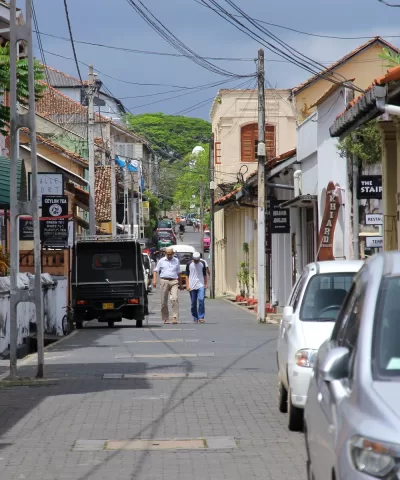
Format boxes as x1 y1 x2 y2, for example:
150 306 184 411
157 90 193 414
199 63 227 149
103 303 114 310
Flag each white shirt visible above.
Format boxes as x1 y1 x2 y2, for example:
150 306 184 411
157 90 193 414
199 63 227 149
186 260 207 290
155 256 180 279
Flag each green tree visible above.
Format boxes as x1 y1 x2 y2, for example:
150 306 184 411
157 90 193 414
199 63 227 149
173 146 210 211
337 120 382 165
378 47 400 67
143 190 160 238
0 43 45 135
126 113 211 160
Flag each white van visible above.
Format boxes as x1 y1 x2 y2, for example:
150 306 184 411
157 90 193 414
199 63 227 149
173 244 195 279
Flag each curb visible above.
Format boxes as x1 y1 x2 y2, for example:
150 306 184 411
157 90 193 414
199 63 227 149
222 298 280 324
0 328 80 381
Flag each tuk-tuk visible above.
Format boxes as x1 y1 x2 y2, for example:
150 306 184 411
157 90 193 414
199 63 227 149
157 231 173 249
72 235 148 328
172 244 195 281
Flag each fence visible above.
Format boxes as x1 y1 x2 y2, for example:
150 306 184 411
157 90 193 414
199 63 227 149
0 273 67 356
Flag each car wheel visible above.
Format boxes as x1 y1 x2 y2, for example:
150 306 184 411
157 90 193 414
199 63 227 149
288 386 304 431
136 320 143 328
108 321 114 328
278 378 288 413
76 321 83 329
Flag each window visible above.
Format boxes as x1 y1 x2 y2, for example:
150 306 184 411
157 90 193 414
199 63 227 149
299 273 355 322
92 253 122 270
292 271 309 312
241 123 276 162
215 141 221 164
373 276 400 378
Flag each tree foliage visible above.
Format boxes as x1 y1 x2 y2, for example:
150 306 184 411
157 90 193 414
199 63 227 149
143 190 160 238
126 112 211 160
337 121 382 165
173 146 210 211
0 43 45 135
378 47 400 67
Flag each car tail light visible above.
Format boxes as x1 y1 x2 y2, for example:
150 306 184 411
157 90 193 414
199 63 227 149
128 298 139 304
76 300 88 305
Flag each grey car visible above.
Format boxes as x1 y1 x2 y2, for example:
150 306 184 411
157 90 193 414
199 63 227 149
305 252 400 480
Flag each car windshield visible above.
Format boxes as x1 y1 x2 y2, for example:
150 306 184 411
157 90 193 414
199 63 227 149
373 276 400 378
299 273 355 321
158 221 172 228
175 252 193 265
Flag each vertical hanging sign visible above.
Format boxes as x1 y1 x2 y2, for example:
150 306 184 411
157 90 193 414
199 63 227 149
317 181 341 261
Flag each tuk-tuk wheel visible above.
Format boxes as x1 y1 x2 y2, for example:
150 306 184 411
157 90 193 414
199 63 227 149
136 320 143 328
76 321 83 329
108 321 114 328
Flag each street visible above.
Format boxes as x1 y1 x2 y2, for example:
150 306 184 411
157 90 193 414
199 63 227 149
0 232 306 480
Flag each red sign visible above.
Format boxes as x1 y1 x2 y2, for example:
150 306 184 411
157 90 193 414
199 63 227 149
317 181 341 261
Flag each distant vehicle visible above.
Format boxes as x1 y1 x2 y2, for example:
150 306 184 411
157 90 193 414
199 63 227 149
157 227 176 244
173 244 195 280
277 259 363 431
203 230 210 251
186 213 196 226
304 252 400 480
72 235 148 329
157 231 173 249
157 219 173 229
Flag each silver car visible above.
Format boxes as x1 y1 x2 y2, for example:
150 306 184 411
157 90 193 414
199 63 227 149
305 252 400 480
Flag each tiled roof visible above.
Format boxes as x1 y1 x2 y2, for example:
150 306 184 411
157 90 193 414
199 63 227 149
95 166 112 222
20 128 88 165
43 65 81 88
330 64 400 137
215 148 297 206
36 83 150 146
292 37 400 95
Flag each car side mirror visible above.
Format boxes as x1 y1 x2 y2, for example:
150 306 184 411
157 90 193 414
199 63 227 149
282 306 293 323
319 347 350 382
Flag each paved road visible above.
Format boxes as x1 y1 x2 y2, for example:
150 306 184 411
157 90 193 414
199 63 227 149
0 232 306 480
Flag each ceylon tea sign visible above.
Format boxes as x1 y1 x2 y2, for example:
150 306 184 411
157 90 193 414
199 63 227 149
317 181 341 261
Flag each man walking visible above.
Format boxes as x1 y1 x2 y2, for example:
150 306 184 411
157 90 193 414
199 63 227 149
153 247 182 324
186 252 207 323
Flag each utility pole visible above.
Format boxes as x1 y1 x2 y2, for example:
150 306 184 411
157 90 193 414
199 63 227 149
87 65 96 235
352 148 360 259
209 135 215 299
199 183 204 254
10 0 44 378
257 49 267 323
110 155 117 236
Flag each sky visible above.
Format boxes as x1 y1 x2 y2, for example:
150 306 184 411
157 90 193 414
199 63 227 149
26 0 400 121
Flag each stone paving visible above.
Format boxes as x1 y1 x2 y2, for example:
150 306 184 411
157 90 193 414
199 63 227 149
0 264 306 479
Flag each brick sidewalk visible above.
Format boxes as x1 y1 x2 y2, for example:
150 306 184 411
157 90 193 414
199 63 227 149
0 291 306 480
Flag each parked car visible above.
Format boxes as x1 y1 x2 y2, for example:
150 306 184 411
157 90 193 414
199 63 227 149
157 219 173 229
157 227 176 244
277 260 363 431
304 252 400 480
203 230 210 251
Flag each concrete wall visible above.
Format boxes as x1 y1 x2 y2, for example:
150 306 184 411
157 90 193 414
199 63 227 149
0 274 67 356
211 89 296 185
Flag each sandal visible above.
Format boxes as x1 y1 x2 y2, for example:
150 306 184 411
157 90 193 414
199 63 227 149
164 320 170 324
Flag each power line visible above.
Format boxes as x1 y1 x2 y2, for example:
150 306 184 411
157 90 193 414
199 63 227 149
125 0 254 78
62 0 83 83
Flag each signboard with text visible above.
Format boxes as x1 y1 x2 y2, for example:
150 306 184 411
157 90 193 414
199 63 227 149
317 181 341 261
270 200 290 234
40 195 69 247
357 175 382 199
366 236 383 248
19 218 33 241
28 172 64 208
365 213 383 226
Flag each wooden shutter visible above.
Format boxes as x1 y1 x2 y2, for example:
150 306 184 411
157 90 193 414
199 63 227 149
215 141 221 164
265 125 276 159
241 124 257 162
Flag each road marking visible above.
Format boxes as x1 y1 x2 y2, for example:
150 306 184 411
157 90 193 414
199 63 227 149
103 372 207 379
123 339 200 344
114 352 214 359
139 328 195 331
74 436 237 451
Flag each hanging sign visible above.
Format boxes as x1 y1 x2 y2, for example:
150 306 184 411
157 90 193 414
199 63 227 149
365 213 383 226
270 199 290 234
40 195 69 248
317 181 341 261
42 195 68 217
357 175 382 199
366 236 383 248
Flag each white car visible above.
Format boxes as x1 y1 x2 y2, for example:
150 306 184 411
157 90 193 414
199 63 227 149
277 260 363 431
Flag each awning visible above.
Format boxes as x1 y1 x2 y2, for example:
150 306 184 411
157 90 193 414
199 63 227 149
0 156 27 205
279 194 317 208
